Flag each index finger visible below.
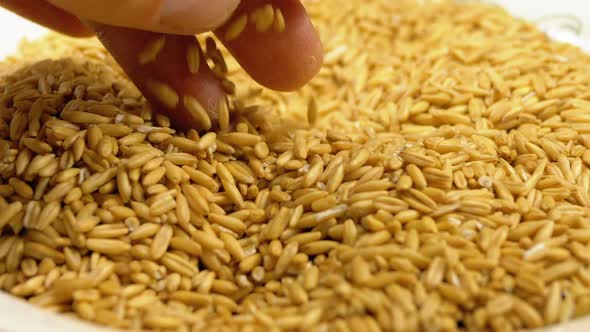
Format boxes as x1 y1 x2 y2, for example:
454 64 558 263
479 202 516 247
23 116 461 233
215 0 323 91
46 0 240 35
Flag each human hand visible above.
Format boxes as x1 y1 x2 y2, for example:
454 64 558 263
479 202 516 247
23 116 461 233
0 0 323 130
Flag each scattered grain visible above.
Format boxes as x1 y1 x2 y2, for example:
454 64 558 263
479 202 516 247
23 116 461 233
2 2 590 331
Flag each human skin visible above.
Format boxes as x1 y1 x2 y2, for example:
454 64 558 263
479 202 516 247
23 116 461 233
0 0 323 129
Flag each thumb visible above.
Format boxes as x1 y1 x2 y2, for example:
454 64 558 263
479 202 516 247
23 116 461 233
46 0 240 35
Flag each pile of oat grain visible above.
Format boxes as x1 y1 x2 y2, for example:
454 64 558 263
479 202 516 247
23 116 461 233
2 1 590 331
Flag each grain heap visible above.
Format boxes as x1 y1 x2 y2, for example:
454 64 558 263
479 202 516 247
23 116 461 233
2 0 590 331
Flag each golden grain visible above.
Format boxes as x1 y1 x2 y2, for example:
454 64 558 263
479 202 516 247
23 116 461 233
150 224 173 260
225 14 248 41
192 230 224 250
0 202 22 229
145 79 179 109
209 213 246 234
307 97 318 126
273 8 286 33
186 44 200 74
161 252 197 277
3 2 590 331
86 239 131 256
138 35 166 65
183 95 211 130
251 4 275 32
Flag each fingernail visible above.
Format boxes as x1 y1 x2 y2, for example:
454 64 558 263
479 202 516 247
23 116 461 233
159 0 240 33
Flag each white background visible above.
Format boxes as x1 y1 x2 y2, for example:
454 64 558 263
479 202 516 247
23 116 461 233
0 8 46 57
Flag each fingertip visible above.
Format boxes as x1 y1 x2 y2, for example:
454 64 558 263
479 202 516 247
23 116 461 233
216 0 323 91
90 23 226 131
